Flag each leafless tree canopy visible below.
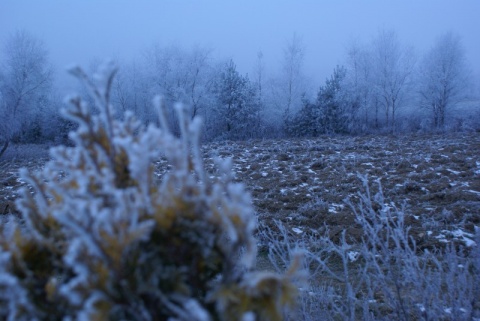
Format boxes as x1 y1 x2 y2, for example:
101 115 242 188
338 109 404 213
0 28 478 157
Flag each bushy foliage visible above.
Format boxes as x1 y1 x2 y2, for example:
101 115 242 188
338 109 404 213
288 66 351 137
210 60 262 141
285 97 319 137
0 63 301 321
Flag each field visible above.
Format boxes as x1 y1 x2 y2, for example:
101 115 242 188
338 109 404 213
1 133 480 319
3 134 479 239
203 133 480 320
203 133 480 249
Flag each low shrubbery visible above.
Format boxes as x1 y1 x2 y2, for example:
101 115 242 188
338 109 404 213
261 176 480 320
0 63 301 321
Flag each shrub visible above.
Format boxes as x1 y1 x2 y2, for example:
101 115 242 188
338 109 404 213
0 63 301 321
261 176 480 321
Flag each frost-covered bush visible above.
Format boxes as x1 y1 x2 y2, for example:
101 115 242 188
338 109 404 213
261 176 480 321
0 63 301 321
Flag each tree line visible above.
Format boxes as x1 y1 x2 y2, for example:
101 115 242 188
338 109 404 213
287 30 476 137
0 29 478 158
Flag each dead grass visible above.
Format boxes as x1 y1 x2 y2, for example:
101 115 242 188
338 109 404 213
1 133 479 250
203 133 480 252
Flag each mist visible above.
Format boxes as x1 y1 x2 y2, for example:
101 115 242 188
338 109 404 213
1 1 480 88
2 2 480 320
1 0 480 148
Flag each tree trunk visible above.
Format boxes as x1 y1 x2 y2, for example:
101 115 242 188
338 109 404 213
0 140 9 159
391 98 396 133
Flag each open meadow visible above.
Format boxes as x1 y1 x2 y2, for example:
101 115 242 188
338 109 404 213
191 133 480 248
1 133 479 320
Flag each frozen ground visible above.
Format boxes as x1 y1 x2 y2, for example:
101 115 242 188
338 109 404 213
1 133 479 319
1 133 479 248
200 133 480 250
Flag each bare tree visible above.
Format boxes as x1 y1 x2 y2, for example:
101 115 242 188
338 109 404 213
345 41 374 131
284 33 305 115
371 29 416 131
142 44 214 123
418 32 471 129
276 33 307 129
0 90 8 158
253 50 265 102
185 45 214 119
0 30 53 150
111 59 151 121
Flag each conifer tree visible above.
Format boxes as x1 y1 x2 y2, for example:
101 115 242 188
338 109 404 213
317 66 349 134
212 60 261 140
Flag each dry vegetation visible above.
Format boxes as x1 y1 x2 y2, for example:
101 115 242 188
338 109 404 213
203 133 480 250
1 133 479 250
1 132 479 320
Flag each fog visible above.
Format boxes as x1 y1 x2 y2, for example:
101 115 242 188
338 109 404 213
1 0 480 146
2 2 480 320
1 0 480 90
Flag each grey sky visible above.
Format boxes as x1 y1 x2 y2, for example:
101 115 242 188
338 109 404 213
1 0 479 88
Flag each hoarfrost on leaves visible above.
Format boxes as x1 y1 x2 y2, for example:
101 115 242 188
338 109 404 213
0 62 300 321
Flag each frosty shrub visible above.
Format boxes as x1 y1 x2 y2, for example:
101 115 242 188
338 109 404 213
0 63 301 321
261 176 480 321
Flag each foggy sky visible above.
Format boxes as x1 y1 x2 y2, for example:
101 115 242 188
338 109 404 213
1 0 480 90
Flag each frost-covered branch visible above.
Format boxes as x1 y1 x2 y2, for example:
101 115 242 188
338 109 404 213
0 62 301 321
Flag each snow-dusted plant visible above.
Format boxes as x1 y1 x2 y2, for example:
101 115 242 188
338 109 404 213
0 63 301 321
261 176 480 321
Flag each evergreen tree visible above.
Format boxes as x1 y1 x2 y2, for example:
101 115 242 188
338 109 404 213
211 60 261 140
286 96 319 137
288 66 349 137
317 66 349 134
